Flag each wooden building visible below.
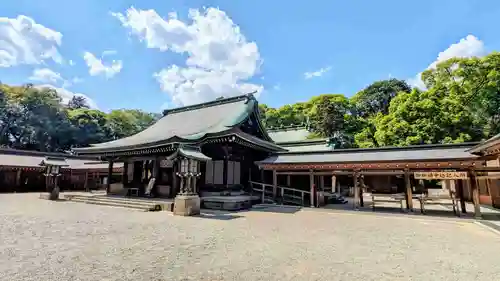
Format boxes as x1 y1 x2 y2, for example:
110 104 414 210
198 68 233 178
0 148 123 193
468 133 500 208
70 94 500 218
73 94 285 198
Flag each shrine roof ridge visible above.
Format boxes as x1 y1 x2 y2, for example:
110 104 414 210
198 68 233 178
266 124 308 132
278 142 480 155
0 147 97 160
468 133 500 154
162 93 255 116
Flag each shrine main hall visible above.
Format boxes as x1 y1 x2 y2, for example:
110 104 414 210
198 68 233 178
72 93 500 217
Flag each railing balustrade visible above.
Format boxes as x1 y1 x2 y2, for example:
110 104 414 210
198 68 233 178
249 181 310 206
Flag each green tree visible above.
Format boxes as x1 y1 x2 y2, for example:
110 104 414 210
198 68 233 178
373 87 481 146
422 52 500 138
351 79 412 118
106 109 157 140
67 96 90 109
68 109 111 147
308 94 357 148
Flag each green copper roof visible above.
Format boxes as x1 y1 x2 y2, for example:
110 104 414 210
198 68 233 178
280 140 332 152
74 94 278 154
267 126 323 144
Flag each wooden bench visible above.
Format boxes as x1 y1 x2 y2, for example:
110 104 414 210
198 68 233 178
417 193 461 216
371 193 406 212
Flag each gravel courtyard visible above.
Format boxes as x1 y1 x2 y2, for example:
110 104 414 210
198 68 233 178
1 193 500 281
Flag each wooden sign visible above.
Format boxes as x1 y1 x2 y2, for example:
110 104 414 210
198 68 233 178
414 171 468 180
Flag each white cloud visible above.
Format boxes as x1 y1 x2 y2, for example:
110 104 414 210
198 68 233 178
273 84 281 91
29 68 63 84
0 15 62 67
36 84 98 109
409 35 486 89
112 7 263 106
68 59 75 66
304 66 331 79
83 51 122 78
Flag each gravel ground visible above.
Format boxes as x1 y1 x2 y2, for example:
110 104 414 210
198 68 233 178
1 193 500 281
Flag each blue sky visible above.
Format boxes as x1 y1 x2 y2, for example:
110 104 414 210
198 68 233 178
1 0 499 112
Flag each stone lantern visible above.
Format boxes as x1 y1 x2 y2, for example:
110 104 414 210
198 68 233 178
39 157 68 200
169 145 210 216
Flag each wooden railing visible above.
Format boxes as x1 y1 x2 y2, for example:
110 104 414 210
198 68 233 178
249 181 311 206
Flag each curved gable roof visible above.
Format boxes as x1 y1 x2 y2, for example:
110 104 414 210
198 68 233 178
74 94 271 154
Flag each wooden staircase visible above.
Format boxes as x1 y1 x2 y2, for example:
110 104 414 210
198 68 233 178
63 194 173 212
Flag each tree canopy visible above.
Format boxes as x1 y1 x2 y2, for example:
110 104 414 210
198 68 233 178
0 84 158 152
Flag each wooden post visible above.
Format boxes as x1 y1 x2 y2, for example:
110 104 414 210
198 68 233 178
353 171 359 209
122 161 129 185
320 175 324 191
260 169 264 183
405 169 413 211
457 179 466 213
331 175 337 194
470 170 481 219
272 169 277 199
309 170 315 207
286 174 291 187
83 172 89 192
15 169 21 193
106 160 113 193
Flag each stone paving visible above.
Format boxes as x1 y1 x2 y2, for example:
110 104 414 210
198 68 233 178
1 193 500 281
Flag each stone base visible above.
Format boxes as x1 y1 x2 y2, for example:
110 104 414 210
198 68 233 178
39 187 60 200
173 194 201 216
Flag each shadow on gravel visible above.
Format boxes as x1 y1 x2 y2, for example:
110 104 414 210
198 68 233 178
249 205 302 214
197 210 244 221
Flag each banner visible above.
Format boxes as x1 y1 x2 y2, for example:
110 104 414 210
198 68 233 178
414 171 468 180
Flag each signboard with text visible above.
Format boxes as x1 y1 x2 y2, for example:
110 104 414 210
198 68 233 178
414 171 468 180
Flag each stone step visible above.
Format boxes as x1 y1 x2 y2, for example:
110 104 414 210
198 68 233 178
65 195 168 211
68 197 154 211
66 195 163 206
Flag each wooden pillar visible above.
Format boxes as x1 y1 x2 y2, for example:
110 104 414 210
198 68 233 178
106 160 114 194
331 175 337 194
309 170 315 207
353 171 359 209
457 179 466 213
122 161 129 185
223 145 229 187
272 169 277 199
15 169 21 193
405 169 413 211
320 175 324 191
470 170 481 219
83 172 89 192
359 175 364 207
286 174 291 187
